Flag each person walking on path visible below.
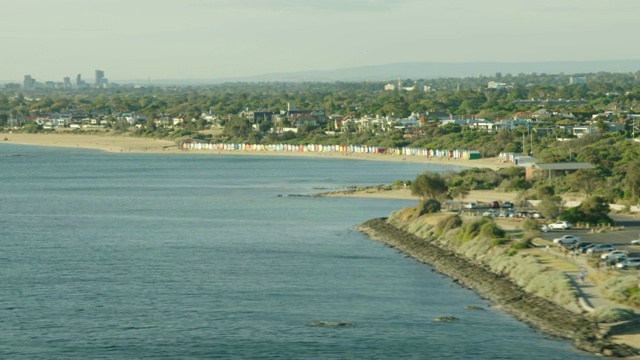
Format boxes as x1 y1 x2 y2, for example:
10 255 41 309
579 270 585 283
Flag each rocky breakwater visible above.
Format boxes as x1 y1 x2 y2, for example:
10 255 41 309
358 217 637 358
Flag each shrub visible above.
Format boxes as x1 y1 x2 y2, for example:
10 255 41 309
511 237 533 250
391 180 411 189
436 215 463 235
480 221 507 240
458 218 485 242
418 199 441 215
600 275 640 307
588 307 636 323
521 218 542 232
524 273 577 305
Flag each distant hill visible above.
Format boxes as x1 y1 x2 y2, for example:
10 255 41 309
107 60 640 85
213 60 640 83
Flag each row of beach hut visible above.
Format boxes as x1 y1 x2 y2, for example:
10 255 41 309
179 141 481 160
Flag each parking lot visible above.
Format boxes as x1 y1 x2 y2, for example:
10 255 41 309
536 214 640 258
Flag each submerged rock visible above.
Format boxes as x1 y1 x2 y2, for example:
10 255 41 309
309 321 352 327
433 316 459 322
465 305 485 310
357 218 638 357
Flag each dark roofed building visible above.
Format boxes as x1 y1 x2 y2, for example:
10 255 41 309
526 162 595 181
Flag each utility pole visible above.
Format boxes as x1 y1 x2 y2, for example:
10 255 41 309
530 129 533 155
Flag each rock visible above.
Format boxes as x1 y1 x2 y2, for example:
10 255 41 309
465 305 485 310
309 321 351 327
357 218 633 357
433 316 459 322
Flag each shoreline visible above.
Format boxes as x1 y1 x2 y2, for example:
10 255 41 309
358 218 638 357
0 132 510 170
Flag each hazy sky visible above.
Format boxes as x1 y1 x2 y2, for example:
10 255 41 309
2 0 639 82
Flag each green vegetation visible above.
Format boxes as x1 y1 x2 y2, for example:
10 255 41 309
4 71 640 210
400 214 578 306
560 196 613 226
588 307 637 323
410 172 448 201
601 275 640 308
418 199 442 215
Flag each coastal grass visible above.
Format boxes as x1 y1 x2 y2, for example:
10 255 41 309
600 275 640 308
391 210 579 307
589 307 637 323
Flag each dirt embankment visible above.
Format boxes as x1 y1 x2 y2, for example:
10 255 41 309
358 218 637 358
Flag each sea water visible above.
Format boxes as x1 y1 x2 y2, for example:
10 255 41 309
0 144 596 359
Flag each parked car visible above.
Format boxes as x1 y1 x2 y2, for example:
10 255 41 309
616 258 640 269
587 244 615 255
580 244 597 254
482 209 500 217
631 239 640 245
490 201 500 209
575 242 593 252
601 250 628 260
501 201 514 209
499 210 516 218
464 203 478 209
552 235 581 245
548 221 572 230
602 254 628 266
540 225 550 233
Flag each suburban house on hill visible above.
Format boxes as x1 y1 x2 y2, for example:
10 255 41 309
525 162 595 181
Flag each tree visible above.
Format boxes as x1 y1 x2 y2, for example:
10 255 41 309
381 96 410 118
411 171 448 201
538 195 563 220
223 116 252 139
595 119 608 135
560 196 613 226
419 199 442 215
448 185 470 210
567 169 603 197
23 123 42 133
627 160 640 201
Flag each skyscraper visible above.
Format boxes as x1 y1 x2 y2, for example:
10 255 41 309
23 75 35 89
95 69 104 86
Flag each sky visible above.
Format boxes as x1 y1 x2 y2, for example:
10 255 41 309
1 0 639 82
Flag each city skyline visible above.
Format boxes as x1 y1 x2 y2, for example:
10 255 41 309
18 70 107 89
2 0 640 82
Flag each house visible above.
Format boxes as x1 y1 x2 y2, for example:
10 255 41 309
472 120 507 132
291 113 318 128
425 110 452 121
440 118 490 128
572 125 597 138
242 110 274 123
488 81 507 89
531 109 553 120
513 156 538 167
526 162 595 181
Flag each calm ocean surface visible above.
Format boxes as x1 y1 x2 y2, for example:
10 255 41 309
0 144 596 359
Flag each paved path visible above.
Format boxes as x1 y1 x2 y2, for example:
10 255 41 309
548 247 635 311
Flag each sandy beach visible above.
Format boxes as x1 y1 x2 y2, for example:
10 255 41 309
1 132 177 154
0 132 510 171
